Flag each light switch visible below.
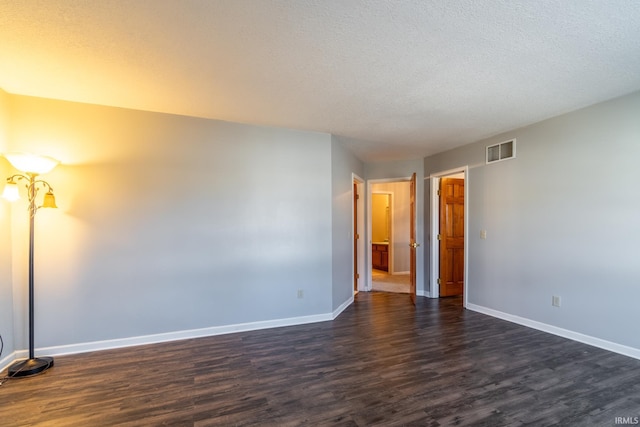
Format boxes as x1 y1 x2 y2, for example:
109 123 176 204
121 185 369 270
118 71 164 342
480 230 487 239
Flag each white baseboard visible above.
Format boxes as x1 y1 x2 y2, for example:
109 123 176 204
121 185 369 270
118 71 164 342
392 271 410 275
0 311 341 369
417 289 429 298
466 303 640 361
333 296 354 319
0 351 18 374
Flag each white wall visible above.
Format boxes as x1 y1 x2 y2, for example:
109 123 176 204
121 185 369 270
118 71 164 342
6 94 335 351
331 136 364 311
424 90 640 352
365 159 425 293
0 88 14 364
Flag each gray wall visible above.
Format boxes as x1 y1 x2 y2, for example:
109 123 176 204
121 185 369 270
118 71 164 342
365 159 425 293
8 94 335 349
424 90 640 349
0 88 15 361
331 136 364 311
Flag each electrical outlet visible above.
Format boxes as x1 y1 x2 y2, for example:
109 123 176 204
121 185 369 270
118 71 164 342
297 289 304 299
552 296 561 307
480 230 487 239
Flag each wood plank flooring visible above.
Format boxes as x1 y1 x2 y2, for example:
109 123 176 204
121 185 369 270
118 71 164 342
1 292 639 426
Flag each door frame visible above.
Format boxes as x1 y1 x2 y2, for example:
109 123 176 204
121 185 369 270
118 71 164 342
352 174 365 293
429 166 469 307
366 177 412 291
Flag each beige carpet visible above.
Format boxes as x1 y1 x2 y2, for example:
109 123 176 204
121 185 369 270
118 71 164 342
371 269 410 293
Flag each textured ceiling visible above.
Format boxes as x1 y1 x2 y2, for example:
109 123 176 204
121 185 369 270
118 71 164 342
1 0 640 162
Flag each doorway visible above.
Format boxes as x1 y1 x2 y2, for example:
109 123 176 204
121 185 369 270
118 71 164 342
370 180 411 294
429 167 469 306
371 192 391 272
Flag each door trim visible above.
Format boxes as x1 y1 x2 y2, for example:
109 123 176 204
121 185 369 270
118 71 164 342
352 174 365 294
429 166 469 307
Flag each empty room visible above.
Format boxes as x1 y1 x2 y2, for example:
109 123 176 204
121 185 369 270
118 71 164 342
1 1 639 425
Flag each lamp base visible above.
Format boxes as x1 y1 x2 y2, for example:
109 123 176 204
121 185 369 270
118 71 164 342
8 357 54 378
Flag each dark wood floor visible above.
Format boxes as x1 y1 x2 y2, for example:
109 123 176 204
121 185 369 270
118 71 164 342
1 293 639 426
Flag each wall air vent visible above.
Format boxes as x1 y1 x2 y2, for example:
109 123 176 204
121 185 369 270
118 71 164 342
486 139 516 164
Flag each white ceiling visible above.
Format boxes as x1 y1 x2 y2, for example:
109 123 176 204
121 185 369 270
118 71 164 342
1 1 640 162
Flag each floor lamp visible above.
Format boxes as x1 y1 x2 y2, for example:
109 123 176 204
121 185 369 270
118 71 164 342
2 152 59 378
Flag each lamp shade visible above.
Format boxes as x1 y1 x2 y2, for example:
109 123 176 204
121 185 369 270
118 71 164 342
3 152 59 175
42 191 58 208
1 181 20 201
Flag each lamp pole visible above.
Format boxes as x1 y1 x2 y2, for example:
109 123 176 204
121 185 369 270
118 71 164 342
2 152 59 378
5 172 56 377
27 173 37 361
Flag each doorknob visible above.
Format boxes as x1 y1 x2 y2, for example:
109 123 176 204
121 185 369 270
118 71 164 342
410 242 420 248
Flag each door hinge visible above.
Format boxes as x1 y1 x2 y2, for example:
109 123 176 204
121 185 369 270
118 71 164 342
437 234 442 240
356 194 360 200
356 273 360 279
437 278 442 285
437 189 441 196
355 233 359 239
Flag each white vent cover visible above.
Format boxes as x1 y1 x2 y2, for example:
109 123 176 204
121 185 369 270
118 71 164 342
487 139 516 164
